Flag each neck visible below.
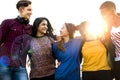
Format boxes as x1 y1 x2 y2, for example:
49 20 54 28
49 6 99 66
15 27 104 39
63 36 70 43
19 15 28 20
36 33 44 37
19 15 23 18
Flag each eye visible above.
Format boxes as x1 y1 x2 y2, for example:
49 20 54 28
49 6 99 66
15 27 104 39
41 23 47 26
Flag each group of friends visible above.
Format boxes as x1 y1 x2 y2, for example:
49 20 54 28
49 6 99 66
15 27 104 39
0 0 120 80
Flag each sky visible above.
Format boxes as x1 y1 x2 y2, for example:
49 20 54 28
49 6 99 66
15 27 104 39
0 0 120 32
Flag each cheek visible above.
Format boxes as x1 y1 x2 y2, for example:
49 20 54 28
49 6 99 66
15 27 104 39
22 12 28 17
105 17 112 23
60 31 65 36
23 10 29 15
60 31 68 36
60 32 63 36
37 27 42 32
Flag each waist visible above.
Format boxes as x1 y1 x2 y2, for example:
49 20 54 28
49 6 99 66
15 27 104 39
0 56 26 68
115 56 120 61
0 66 27 72
82 63 111 71
30 69 55 79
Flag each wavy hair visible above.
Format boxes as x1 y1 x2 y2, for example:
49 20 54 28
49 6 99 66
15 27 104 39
31 17 55 39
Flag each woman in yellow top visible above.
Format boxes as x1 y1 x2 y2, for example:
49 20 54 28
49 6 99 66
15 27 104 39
78 21 113 80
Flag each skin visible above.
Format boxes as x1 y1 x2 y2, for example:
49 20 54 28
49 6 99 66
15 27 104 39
100 7 120 28
37 20 48 37
60 24 69 43
79 22 97 41
19 4 32 20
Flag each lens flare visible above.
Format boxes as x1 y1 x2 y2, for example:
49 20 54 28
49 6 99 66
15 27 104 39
85 17 107 39
0 56 10 67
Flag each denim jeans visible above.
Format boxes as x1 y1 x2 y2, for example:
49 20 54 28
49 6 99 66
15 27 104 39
0 66 28 80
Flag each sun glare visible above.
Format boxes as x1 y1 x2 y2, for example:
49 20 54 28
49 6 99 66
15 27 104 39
85 13 107 39
74 31 81 37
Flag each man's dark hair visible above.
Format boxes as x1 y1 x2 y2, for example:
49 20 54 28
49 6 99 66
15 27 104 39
100 1 116 10
16 0 32 10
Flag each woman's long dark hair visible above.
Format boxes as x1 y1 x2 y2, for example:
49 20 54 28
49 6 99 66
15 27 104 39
31 17 55 39
57 23 76 52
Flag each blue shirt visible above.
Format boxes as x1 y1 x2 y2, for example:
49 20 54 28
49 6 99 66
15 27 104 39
52 38 83 80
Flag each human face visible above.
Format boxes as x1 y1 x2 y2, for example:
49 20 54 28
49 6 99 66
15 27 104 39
100 8 114 25
37 20 48 36
60 24 69 37
20 4 32 19
85 26 97 40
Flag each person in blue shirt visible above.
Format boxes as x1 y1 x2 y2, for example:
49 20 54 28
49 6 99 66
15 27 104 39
52 23 83 80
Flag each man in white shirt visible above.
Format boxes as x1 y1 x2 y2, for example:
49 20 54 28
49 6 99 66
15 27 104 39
100 1 120 80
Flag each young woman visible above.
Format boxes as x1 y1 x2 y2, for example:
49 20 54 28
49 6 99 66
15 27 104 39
78 21 112 80
29 17 56 80
52 23 83 80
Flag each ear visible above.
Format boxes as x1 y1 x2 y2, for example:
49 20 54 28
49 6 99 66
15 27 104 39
19 7 24 13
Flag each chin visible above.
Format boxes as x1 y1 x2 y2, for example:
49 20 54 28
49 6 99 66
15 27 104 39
26 16 30 20
27 17 30 20
43 31 47 34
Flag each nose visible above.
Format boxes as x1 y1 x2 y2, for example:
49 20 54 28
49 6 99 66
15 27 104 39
44 25 48 30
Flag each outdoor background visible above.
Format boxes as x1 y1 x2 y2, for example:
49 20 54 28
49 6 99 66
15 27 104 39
0 0 120 33
0 0 120 77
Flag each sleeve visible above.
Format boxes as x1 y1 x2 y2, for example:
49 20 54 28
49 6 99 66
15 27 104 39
79 49 83 64
0 20 10 45
52 43 57 59
79 39 84 64
26 36 32 60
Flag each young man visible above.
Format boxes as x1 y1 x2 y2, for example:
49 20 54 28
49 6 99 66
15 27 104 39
100 1 120 80
0 0 32 80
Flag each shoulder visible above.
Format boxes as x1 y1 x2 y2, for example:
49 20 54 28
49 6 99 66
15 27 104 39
1 18 17 27
2 18 16 23
45 36 55 43
70 38 84 47
72 37 84 43
52 42 58 52
52 42 57 47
